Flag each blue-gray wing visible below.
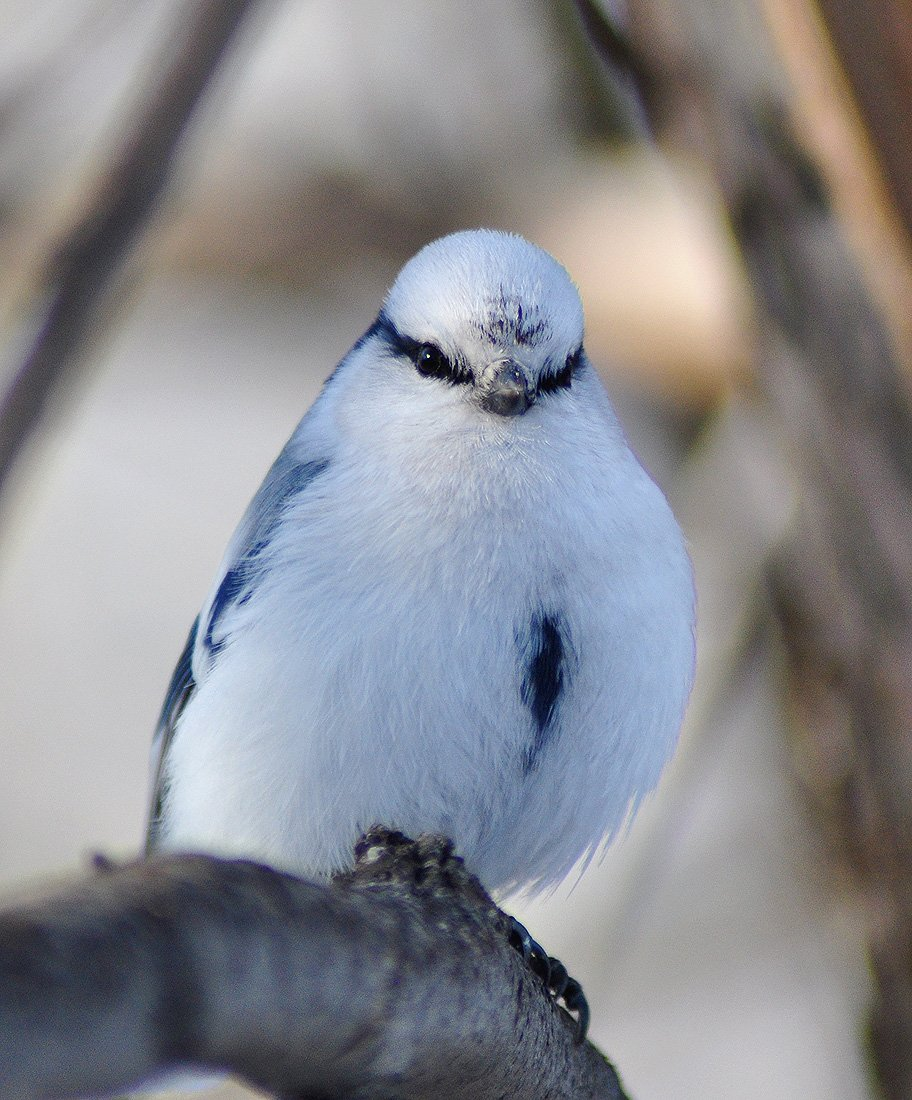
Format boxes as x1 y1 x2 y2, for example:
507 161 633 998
145 448 331 851
200 453 329 659
146 616 198 850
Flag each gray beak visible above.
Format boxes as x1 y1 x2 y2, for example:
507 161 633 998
478 361 534 417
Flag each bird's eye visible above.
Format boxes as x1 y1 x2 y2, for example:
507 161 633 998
415 344 455 380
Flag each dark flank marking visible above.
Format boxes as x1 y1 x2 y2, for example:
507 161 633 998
520 612 567 774
203 456 330 656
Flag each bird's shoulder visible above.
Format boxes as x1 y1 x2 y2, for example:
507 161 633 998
201 443 331 656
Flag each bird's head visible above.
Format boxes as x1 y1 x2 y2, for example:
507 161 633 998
364 230 587 422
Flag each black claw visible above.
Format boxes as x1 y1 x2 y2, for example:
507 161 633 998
563 977 590 1043
506 917 590 1042
546 956 569 1000
507 914 530 956
508 916 550 982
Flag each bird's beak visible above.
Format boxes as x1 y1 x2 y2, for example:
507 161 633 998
478 360 534 417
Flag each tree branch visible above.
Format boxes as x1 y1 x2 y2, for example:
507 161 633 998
0 0 260 511
0 829 627 1100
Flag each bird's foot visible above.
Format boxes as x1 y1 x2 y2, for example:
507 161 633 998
507 915 590 1042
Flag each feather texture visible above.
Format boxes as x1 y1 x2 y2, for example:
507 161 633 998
149 230 696 897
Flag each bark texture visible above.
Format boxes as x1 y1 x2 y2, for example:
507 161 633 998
0 830 627 1100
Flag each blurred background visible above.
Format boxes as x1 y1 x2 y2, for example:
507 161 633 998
0 1 910 1097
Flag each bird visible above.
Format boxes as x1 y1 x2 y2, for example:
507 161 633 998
147 228 696 905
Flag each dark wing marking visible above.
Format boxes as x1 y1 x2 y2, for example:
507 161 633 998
141 315 380 853
146 615 199 851
520 612 567 775
202 455 329 657
147 454 329 850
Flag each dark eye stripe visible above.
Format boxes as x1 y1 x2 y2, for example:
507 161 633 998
372 310 419 359
372 311 580 395
373 311 473 386
537 346 582 395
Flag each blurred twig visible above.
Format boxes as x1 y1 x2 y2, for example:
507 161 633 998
576 1 912 1096
0 831 627 1100
814 0 912 250
0 0 260 513
568 0 655 139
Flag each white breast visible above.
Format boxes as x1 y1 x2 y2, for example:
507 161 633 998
158 364 695 896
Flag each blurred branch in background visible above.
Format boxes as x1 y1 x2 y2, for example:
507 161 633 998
0 0 260 520
813 0 912 250
573 0 912 1095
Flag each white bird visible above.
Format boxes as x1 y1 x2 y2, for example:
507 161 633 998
148 228 695 901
